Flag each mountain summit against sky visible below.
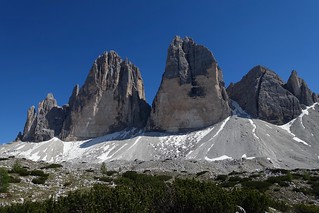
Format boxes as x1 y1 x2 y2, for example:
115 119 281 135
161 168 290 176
147 36 230 132
21 51 151 142
18 36 318 143
2 36 319 170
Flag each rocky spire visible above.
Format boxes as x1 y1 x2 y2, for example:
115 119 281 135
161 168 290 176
61 51 150 140
286 70 316 106
227 66 302 125
21 93 68 142
147 36 231 132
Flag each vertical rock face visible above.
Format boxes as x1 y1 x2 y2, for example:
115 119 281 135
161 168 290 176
286 70 317 106
147 36 231 132
61 51 150 140
22 94 68 142
227 66 302 125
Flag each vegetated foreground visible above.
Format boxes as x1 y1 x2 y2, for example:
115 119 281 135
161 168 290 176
1 158 319 212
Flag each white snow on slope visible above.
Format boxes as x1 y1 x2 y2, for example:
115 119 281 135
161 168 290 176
241 154 256 160
232 101 250 118
249 119 260 140
279 103 318 147
213 117 230 138
205 155 233 162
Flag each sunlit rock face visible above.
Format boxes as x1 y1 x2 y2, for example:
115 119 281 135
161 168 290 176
61 51 150 141
227 66 302 125
285 70 317 106
22 93 68 142
147 36 231 132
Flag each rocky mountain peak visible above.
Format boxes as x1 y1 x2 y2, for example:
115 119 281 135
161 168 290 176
21 93 68 142
164 36 217 85
286 70 316 106
147 36 230 132
62 51 150 140
227 66 302 125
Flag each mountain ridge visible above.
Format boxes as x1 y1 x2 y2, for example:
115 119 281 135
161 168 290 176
6 36 319 169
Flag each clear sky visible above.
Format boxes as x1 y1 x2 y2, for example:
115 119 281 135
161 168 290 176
1 0 318 144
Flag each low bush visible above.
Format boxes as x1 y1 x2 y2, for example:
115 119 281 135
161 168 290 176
41 164 63 169
294 204 319 213
8 175 21 183
32 176 48 185
242 181 272 192
106 171 117 176
30 170 49 177
0 158 9 161
196 171 209 177
215 174 228 181
0 168 9 193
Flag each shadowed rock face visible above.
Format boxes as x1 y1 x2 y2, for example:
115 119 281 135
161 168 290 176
61 51 150 140
227 66 302 125
286 70 317 106
147 36 231 132
22 94 68 142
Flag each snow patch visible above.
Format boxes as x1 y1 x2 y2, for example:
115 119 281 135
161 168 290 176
241 154 256 160
293 137 310 146
213 117 230 138
232 101 250 118
205 155 233 162
248 119 260 140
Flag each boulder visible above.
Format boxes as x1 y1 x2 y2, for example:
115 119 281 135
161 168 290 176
147 36 231 132
227 66 302 125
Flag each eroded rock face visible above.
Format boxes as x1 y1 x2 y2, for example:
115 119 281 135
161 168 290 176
22 94 68 142
227 66 302 125
286 70 317 106
61 51 150 140
147 36 231 132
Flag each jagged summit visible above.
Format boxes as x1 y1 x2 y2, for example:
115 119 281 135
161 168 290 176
227 66 302 125
20 51 151 142
164 36 217 84
18 37 318 144
147 36 230 132
286 70 318 106
22 93 68 142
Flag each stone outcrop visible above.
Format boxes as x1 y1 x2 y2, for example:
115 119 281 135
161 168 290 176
286 70 317 106
61 51 150 140
22 93 68 142
147 36 231 132
227 66 302 125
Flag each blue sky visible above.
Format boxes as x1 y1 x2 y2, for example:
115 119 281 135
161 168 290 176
1 0 318 144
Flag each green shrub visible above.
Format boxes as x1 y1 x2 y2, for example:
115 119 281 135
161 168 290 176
228 176 242 182
8 175 21 183
100 162 107 175
30 170 49 177
41 163 63 169
0 158 9 161
215 174 228 181
0 168 9 193
233 189 270 213
268 168 289 175
31 176 48 185
63 182 72 187
196 171 209 176
155 175 172 182
269 199 290 212
294 204 319 213
106 170 117 176
242 181 272 192
266 173 292 187
98 177 112 182
10 161 30 176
